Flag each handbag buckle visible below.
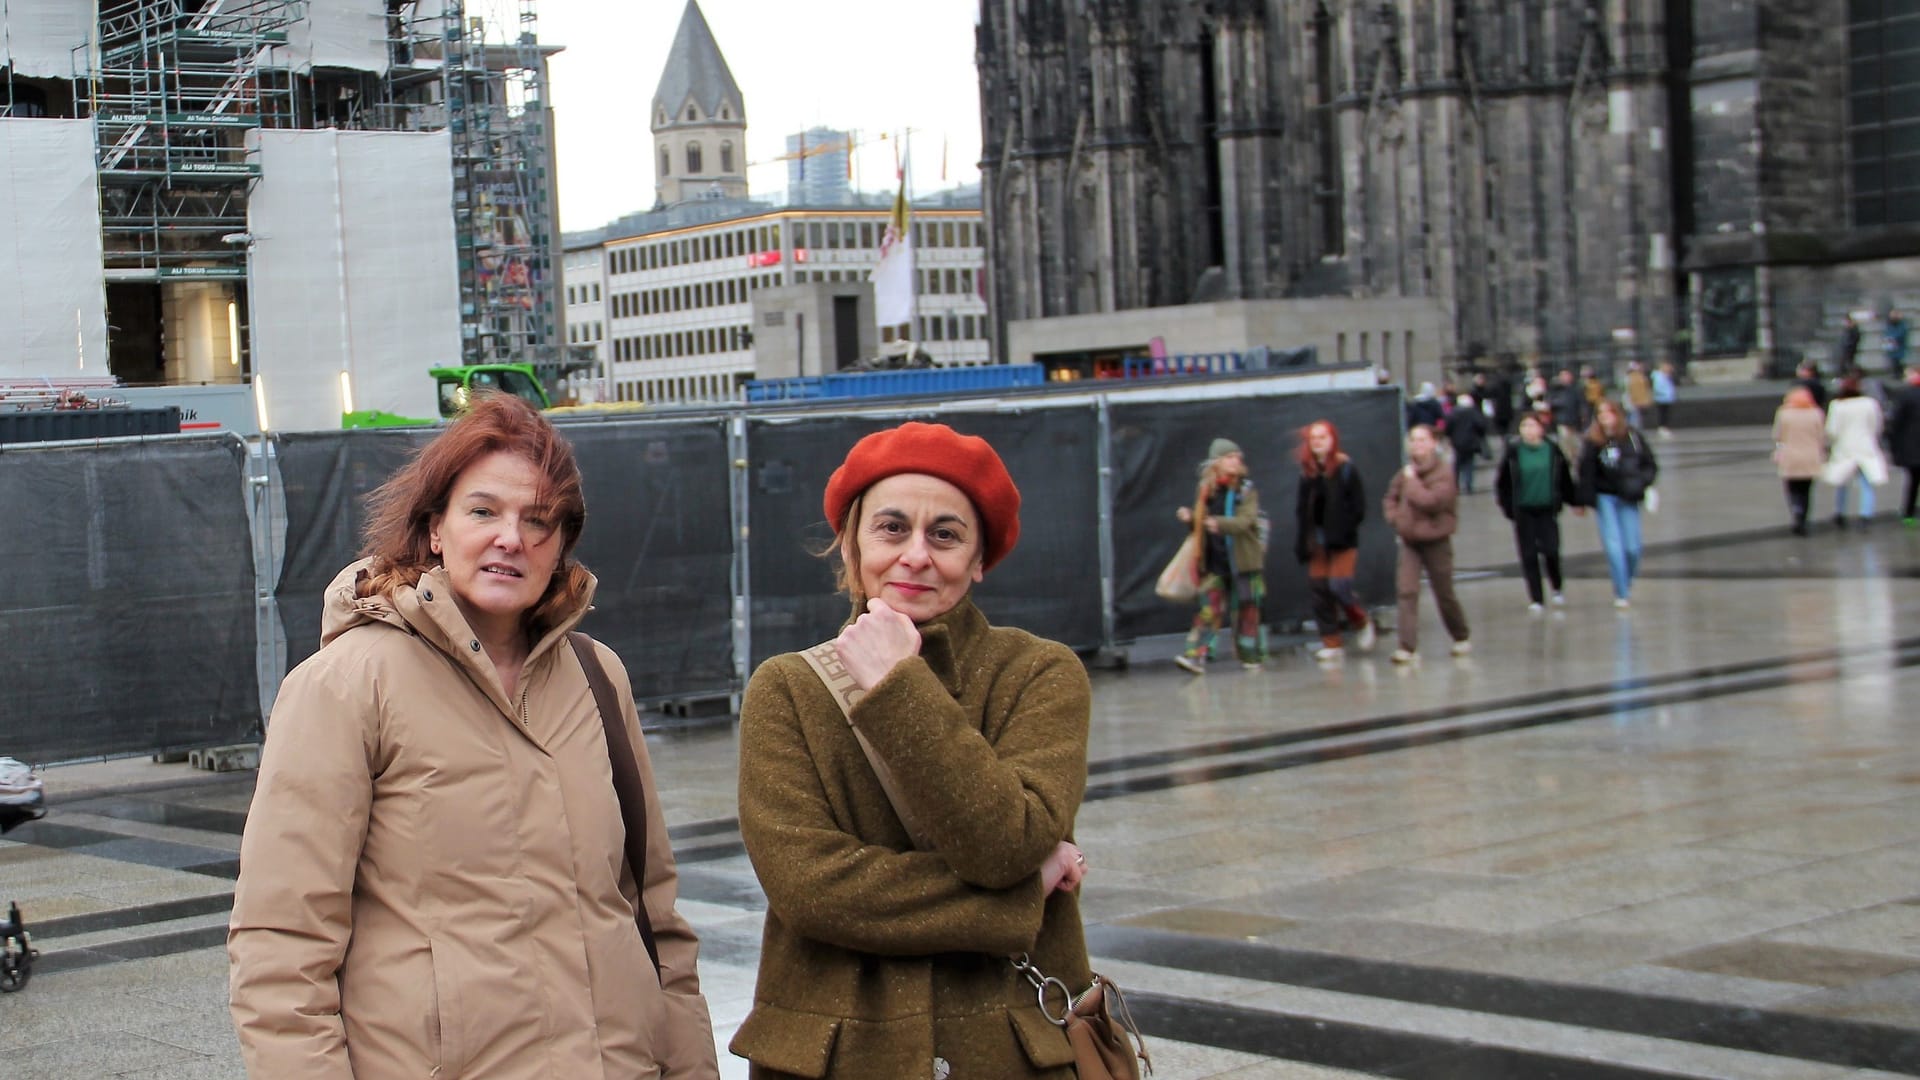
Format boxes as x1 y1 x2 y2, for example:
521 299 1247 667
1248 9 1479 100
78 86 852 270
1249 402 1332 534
1011 952 1074 1026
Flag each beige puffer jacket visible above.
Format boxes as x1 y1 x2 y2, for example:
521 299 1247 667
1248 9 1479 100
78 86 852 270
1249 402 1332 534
229 559 717 1080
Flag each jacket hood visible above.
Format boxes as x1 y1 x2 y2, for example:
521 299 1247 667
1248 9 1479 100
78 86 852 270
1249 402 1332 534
319 557 598 662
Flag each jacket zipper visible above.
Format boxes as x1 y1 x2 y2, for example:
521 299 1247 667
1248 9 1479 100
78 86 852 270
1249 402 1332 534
518 684 531 728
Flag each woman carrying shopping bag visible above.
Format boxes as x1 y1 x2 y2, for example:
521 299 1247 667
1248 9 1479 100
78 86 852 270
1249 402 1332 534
1172 439 1268 673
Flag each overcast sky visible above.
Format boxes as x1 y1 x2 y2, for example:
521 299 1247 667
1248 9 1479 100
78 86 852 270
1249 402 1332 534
527 0 987 231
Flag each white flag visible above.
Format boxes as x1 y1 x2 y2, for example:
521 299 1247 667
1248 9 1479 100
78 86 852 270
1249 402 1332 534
872 175 914 330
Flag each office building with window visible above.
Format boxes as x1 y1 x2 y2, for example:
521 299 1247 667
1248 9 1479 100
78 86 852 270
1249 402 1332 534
785 127 855 207
570 202 988 404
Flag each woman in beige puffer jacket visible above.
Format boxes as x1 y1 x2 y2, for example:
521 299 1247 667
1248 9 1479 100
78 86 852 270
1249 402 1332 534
229 396 717 1080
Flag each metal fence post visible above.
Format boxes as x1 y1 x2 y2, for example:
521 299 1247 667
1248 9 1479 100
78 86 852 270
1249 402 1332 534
1095 399 1118 658
728 414 752 711
247 435 285 728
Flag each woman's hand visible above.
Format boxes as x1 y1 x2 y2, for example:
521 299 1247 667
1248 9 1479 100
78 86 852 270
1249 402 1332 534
836 598 922 691
1176 505 1193 524
1040 841 1087 894
1203 516 1221 534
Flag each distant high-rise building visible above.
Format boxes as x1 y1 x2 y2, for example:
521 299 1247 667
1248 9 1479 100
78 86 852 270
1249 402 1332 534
786 127 853 207
652 0 748 206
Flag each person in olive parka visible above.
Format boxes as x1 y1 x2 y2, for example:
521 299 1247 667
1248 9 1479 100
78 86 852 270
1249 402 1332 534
732 422 1097 1080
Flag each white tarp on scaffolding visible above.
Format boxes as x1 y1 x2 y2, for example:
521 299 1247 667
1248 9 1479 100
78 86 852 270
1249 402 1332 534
1 0 94 79
285 0 390 74
0 120 111 377
248 129 456 431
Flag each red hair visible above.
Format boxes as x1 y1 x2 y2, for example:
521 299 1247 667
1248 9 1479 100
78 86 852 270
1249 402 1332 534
359 393 590 635
1295 420 1347 477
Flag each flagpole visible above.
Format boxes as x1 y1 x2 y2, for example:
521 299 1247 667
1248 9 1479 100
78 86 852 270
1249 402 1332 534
905 131 918 359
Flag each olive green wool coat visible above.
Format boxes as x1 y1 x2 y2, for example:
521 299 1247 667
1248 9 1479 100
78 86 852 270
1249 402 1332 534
731 599 1093 1080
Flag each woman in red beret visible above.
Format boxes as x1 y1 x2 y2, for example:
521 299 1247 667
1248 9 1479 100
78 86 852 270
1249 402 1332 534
730 422 1100 1079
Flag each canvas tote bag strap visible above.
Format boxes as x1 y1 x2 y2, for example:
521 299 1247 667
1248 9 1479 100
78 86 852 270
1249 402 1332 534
569 631 662 975
797 641 936 851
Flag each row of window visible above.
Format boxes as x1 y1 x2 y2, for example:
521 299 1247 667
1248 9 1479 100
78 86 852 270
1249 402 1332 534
613 372 748 406
612 325 754 362
567 321 603 344
565 282 602 306
611 274 781 318
604 218 982 275
660 141 736 178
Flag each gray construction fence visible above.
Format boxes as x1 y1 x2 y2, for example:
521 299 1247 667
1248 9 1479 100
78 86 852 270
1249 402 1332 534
2 367 1400 764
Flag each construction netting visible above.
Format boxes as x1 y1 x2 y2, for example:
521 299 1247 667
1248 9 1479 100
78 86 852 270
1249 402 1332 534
0 436 258 762
248 130 456 432
0 0 93 78
0 119 111 378
1109 389 1404 641
286 0 391 74
272 418 739 703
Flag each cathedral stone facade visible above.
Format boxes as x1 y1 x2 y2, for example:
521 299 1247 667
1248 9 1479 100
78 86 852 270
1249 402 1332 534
977 0 1920 377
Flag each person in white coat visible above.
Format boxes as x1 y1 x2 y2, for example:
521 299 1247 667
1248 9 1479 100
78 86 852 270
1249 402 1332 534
1824 376 1890 530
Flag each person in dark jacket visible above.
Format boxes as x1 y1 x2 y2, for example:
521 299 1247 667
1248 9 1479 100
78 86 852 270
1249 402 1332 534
1839 313 1862 372
1294 420 1374 662
1405 382 1445 431
1495 412 1577 611
1577 400 1660 608
1793 362 1830 413
1549 369 1589 455
1445 394 1490 494
1891 369 1920 526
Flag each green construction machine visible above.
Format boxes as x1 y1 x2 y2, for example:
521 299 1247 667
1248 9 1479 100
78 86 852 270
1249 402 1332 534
342 364 553 429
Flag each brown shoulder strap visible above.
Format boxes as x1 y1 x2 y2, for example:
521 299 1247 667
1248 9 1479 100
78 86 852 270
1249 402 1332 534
569 632 661 975
798 641 935 851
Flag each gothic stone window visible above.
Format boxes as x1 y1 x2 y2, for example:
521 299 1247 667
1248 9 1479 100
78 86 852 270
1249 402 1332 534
720 141 735 172
686 104 698 121
687 142 704 174
1850 0 1920 226
660 146 670 177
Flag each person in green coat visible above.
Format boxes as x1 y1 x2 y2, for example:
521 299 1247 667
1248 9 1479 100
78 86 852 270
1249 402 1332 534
732 422 1095 1080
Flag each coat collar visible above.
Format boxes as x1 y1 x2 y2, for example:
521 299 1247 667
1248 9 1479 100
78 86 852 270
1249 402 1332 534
320 557 597 718
910 596 988 696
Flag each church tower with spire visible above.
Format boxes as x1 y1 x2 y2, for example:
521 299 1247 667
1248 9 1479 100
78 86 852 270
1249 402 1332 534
652 0 748 206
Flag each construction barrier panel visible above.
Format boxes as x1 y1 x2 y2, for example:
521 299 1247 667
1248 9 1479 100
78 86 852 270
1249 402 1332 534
1110 389 1403 642
272 419 737 703
0 436 258 762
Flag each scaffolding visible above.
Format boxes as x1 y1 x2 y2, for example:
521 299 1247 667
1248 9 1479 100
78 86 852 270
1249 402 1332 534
80 0 305 279
60 0 558 370
381 0 558 367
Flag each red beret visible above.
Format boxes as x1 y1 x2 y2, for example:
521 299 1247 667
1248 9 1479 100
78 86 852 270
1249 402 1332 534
823 422 1021 570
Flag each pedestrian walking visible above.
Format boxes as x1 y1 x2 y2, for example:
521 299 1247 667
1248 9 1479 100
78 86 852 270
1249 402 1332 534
1173 438 1268 673
1839 313 1863 372
1576 400 1660 609
1446 393 1490 494
1651 361 1679 438
1824 376 1890 530
1889 369 1920 527
1772 385 1826 536
1793 361 1830 413
229 394 720 1080
1624 362 1654 429
1405 382 1445 430
731 421 1114 1079
1384 425 1471 663
1294 420 1375 662
1550 369 1589 456
1494 412 1576 612
1885 309 1909 378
